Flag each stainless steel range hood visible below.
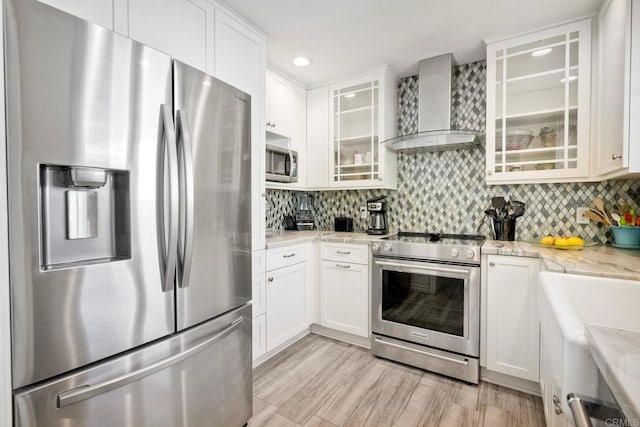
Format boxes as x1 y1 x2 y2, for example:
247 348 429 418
384 54 480 152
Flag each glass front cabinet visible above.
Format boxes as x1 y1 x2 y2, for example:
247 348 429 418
485 19 592 184
328 68 397 189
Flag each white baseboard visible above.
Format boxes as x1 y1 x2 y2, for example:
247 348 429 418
480 367 541 396
252 328 311 368
309 324 371 349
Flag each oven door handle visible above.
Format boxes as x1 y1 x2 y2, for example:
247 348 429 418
374 260 471 276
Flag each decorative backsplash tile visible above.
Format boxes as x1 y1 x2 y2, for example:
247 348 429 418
266 61 640 243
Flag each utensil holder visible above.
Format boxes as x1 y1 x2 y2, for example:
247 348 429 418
491 218 516 241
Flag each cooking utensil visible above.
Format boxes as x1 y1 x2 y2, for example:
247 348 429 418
592 197 612 225
485 209 498 218
584 209 609 225
611 212 621 226
510 201 526 218
491 197 506 217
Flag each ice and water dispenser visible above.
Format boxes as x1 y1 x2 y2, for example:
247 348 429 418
40 165 131 269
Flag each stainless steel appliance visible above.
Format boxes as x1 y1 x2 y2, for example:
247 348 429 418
370 232 484 383
366 195 388 235
5 1 252 425
295 191 315 230
266 144 298 182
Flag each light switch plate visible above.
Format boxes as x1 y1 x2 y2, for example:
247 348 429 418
576 207 590 225
360 207 368 219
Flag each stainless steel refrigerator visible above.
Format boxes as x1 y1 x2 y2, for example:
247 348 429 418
5 0 252 425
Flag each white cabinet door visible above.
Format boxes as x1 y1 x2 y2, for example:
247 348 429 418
320 260 369 337
253 314 267 360
252 145 265 251
486 255 540 381
595 0 629 175
38 0 114 29
306 86 330 188
128 0 206 71
252 250 266 316
266 262 309 351
266 70 295 137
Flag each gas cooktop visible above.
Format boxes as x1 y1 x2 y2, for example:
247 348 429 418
372 231 485 264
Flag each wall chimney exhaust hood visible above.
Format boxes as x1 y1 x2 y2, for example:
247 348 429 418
384 54 480 152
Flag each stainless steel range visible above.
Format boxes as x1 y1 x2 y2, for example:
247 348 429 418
370 232 484 384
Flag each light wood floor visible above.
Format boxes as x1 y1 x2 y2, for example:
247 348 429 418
250 334 545 427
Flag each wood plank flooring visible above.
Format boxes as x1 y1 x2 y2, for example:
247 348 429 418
250 334 545 427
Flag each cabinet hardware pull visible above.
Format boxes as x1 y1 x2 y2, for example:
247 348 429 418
336 263 351 269
268 277 274 282
266 122 271 127
489 262 495 267
553 395 563 415
283 253 295 258
487 170 493 176
612 153 622 160
271 123 276 128
336 250 351 255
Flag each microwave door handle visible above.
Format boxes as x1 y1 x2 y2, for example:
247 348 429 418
374 260 470 277
157 104 179 292
56 317 244 408
176 110 194 289
284 152 291 177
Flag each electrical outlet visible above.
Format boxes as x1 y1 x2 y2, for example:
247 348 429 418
576 207 590 225
360 207 368 219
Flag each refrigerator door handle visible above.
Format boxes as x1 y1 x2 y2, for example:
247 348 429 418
56 316 245 408
176 110 194 288
158 104 179 292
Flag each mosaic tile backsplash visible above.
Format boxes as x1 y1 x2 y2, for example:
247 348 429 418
267 61 640 243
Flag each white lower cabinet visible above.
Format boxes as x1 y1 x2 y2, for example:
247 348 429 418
265 260 311 351
320 259 369 337
485 255 540 382
252 314 267 360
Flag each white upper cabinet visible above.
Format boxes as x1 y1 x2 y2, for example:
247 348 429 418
128 0 206 71
594 0 640 177
265 69 308 189
485 19 592 184
306 86 330 189
37 0 115 30
328 68 397 189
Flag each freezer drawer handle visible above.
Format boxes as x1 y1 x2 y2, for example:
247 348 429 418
56 317 245 408
176 110 194 289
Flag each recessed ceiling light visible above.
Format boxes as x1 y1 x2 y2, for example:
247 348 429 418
560 75 578 83
344 93 356 98
292 56 310 67
531 48 552 57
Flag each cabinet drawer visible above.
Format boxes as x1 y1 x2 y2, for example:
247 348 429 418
266 244 308 271
321 242 369 265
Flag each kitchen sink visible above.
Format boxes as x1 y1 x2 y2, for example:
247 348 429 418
538 271 640 416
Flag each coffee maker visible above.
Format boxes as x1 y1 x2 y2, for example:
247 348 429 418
366 195 388 235
295 192 315 230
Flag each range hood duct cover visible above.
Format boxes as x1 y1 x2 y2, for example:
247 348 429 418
384 53 479 152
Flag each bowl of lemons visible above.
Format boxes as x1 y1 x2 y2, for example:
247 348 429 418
539 235 586 250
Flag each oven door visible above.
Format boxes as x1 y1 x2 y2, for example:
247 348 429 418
371 257 480 357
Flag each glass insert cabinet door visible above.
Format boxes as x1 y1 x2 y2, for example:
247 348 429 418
485 19 592 181
332 81 379 182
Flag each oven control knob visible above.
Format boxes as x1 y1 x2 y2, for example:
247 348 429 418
465 249 475 259
371 243 380 252
450 248 459 257
383 243 393 252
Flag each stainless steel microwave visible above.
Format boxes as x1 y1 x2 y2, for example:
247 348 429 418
266 144 298 183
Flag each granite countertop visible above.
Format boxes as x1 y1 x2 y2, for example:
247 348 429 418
265 230 392 248
482 240 640 282
585 325 640 423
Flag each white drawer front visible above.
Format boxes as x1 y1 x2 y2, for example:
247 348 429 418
266 244 308 271
320 242 369 265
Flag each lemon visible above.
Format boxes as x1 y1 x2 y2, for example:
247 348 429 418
567 236 584 246
540 236 555 245
554 237 570 246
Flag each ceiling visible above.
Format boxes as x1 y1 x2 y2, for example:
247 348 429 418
221 0 604 87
